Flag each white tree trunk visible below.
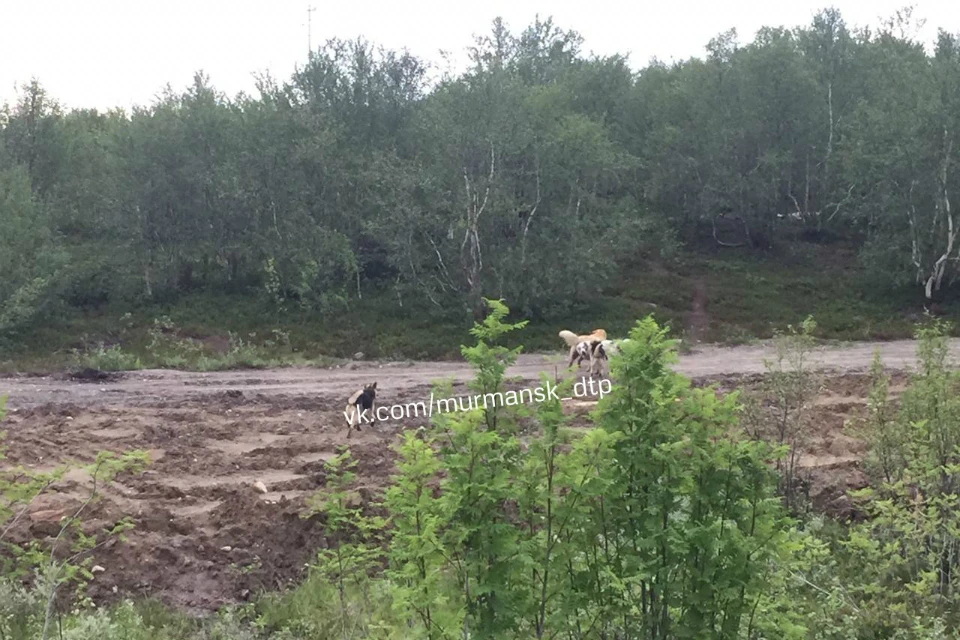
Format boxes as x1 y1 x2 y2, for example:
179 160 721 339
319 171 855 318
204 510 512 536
919 129 955 300
461 142 495 317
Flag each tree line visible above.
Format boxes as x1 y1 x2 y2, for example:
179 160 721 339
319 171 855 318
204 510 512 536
2 8 960 333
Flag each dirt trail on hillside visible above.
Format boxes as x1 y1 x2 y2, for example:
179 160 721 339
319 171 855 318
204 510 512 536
1 338 954 410
685 278 710 342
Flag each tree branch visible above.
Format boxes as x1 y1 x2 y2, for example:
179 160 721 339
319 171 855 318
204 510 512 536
520 155 542 271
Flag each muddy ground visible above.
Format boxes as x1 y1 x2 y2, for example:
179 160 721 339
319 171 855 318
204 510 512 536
0 339 952 614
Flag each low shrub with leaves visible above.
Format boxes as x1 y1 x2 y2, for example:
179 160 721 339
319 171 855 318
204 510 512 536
831 319 960 635
72 342 144 371
272 300 795 639
68 314 304 373
743 315 823 512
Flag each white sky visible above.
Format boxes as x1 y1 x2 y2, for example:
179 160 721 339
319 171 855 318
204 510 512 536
2 0 958 112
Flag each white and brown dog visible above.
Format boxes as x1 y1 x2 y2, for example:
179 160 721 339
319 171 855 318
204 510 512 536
559 329 607 371
568 340 593 368
589 339 630 378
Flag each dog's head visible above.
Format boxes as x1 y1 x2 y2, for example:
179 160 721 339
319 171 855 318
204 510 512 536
591 329 607 340
348 382 377 406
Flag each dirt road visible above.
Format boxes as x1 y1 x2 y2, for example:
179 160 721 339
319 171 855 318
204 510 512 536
0 337 951 613
1 338 953 410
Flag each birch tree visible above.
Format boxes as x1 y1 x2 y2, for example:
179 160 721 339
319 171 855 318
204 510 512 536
847 27 960 300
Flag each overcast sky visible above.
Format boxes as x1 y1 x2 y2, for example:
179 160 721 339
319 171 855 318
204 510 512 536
3 0 959 112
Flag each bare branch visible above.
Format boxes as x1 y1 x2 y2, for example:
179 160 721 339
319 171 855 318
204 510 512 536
0 477 57 543
520 155 543 270
476 141 496 221
460 141 495 302
824 183 857 223
42 459 107 640
788 192 803 218
425 233 455 288
713 214 745 248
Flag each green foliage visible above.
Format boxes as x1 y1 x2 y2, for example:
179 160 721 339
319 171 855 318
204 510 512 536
586 317 792 638
0 165 66 335
287 303 792 639
73 342 144 371
779 318 960 637
384 429 462 639
852 350 905 484
291 448 389 639
63 313 304 372
744 316 824 510
0 579 46 640
461 298 529 425
0 594 260 640
8 9 960 364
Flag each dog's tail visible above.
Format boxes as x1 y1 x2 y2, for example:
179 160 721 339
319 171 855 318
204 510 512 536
559 330 580 348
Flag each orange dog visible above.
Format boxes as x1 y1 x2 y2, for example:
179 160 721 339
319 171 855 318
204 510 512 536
558 329 607 348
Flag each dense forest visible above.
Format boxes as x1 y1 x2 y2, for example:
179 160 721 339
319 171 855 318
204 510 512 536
3 8 960 340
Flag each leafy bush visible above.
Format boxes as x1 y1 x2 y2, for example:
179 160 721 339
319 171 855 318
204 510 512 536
281 300 793 639
73 342 143 371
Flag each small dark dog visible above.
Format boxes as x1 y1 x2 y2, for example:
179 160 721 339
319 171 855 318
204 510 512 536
344 382 377 438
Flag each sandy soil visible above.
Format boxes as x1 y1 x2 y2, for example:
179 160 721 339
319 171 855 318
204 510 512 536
0 338 954 613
